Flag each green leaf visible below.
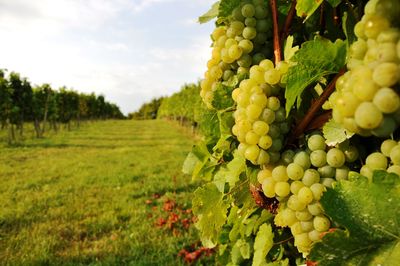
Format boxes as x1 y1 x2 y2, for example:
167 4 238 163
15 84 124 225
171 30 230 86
285 37 346 115
326 0 342 7
198 1 220 24
296 0 323 20
213 151 246 192
252 223 274 266
342 11 357 47
193 183 230 248
310 171 400 265
283 35 299 62
322 119 354 146
219 0 241 18
232 239 251 264
212 83 235 111
182 143 210 176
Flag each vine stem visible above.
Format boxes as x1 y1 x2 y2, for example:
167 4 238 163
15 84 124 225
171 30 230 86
287 68 345 143
269 0 281 64
280 0 297 44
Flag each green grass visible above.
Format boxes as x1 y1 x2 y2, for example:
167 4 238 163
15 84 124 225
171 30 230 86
0 120 205 265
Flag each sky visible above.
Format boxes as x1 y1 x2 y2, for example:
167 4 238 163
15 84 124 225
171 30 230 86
0 0 215 114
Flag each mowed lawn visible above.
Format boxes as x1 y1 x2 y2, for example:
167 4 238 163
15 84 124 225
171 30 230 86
0 120 203 265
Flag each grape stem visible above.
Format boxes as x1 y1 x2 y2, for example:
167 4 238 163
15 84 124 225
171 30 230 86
287 68 345 144
280 0 297 45
269 0 281 64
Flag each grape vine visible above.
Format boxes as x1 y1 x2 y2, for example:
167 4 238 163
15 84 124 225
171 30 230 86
185 0 400 265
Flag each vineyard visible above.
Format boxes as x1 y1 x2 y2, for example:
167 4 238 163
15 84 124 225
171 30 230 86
180 0 400 265
1 0 400 265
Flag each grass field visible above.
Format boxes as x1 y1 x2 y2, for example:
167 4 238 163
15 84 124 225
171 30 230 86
0 120 206 265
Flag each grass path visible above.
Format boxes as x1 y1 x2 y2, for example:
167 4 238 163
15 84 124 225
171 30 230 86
0 120 202 265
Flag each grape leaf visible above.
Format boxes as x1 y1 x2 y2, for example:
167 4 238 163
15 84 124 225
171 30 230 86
198 1 220 24
326 0 342 7
342 11 357 47
219 0 241 18
213 151 246 192
285 38 346 115
212 83 235 110
296 0 323 20
182 143 210 176
283 35 299 62
253 223 274 266
232 239 251 264
193 183 230 248
322 119 354 146
310 171 400 265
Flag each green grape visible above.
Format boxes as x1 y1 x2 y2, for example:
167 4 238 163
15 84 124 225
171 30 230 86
298 187 314 204
245 145 260 161
264 69 281 85
390 145 400 165
310 150 327 167
334 91 360 117
308 230 321 242
294 233 312 247
294 151 311 170
321 178 335 188
238 39 254 54
302 169 320 186
223 69 234 81
301 221 314 232
241 3 256 18
252 53 266 65
287 195 307 211
350 39 368 59
377 28 400 43
256 19 270 32
232 7 245 21
257 168 272 183
269 138 283 152
257 149 270 165
254 5 268 19
281 150 295 165
310 183 325 201
372 62 400 87
272 165 289 182
266 97 280 111
259 59 274 71
253 120 269 136
372 87 400 113
307 202 323 216
381 139 398 156
360 165 373 179
243 27 257 40
387 165 400 176
291 222 303 235
250 92 267 108
377 42 398 62
296 209 313 221
308 134 326 151
245 17 257 27
228 44 243 59
253 33 268 45
343 145 359 162
279 208 297 226
290 180 305 195
260 108 275 124
245 131 260 145
238 54 253 68
246 104 262 119
275 181 290 197
366 152 388 170
313 215 330 232
326 148 346 167
268 124 280 138
335 167 349 181
258 135 273 149
268 151 281 163
352 79 379 101
274 107 286 122
262 178 276 198
287 163 304 180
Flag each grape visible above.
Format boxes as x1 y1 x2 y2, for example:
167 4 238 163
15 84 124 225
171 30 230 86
298 187 314 204
343 145 359 162
390 145 400 165
381 139 398 156
238 39 254 53
242 4 256 18
272 165 288 182
318 165 336 178
372 87 400 113
327 148 346 168
281 150 295 165
387 165 400 176
245 131 260 145
275 181 290 197
243 27 257 40
291 222 303 235
308 202 323 216
372 62 400 87
366 152 388 170
258 135 273 149
364 15 390 39
302 169 321 187
264 69 281 85
290 181 305 195
294 151 311 170
262 178 276 198
313 215 330 232
257 168 272 183
296 209 313 221
308 134 326 151
245 145 259 161
287 163 304 180
287 195 307 211
308 230 321 242
310 150 327 167
253 120 269 135
335 167 349 181
310 183 325 201
301 221 314 232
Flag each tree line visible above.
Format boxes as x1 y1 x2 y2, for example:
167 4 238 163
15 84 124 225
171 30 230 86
129 82 207 126
0 69 124 143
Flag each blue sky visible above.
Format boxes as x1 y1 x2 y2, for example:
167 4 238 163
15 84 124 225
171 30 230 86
0 0 215 114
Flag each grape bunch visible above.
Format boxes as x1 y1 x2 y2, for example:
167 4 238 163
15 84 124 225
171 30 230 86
257 134 360 254
232 59 290 165
361 138 400 178
200 0 273 108
328 0 400 137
